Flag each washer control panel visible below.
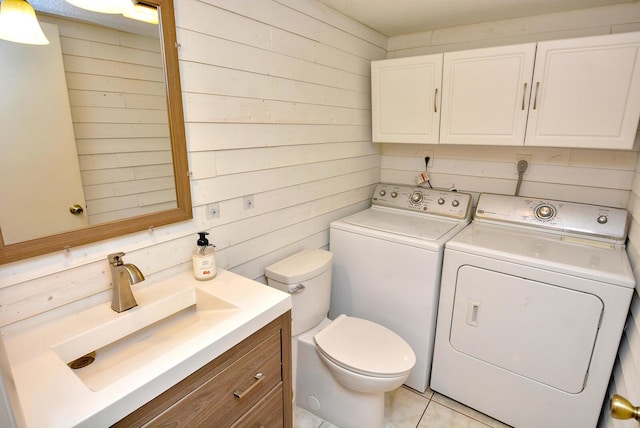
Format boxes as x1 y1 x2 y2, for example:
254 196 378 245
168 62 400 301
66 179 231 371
372 183 472 219
475 193 629 242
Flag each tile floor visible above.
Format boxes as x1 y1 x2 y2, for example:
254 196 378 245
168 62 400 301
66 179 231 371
294 386 512 428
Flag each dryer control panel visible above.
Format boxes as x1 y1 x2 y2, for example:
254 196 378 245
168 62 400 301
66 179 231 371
475 193 629 243
372 183 472 220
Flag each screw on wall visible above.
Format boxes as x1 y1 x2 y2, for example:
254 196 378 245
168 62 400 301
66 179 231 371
207 203 220 219
243 195 255 210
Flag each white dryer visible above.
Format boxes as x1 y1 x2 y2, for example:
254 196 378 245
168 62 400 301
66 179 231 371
329 183 473 392
431 193 635 428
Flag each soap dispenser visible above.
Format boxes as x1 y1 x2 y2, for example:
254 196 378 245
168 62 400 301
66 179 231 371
193 231 216 280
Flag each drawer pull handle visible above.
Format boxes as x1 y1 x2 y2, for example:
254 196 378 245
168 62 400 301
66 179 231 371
233 372 265 399
533 81 540 110
521 82 528 110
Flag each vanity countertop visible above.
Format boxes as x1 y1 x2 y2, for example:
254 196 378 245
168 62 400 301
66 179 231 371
0 270 292 427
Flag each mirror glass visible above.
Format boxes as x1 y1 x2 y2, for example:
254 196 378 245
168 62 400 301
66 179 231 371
0 0 192 264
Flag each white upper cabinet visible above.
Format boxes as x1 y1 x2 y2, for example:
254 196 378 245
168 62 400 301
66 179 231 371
440 43 536 146
371 54 443 144
372 31 640 149
524 32 640 149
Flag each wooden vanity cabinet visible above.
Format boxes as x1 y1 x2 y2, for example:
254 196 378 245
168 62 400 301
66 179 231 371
113 312 293 428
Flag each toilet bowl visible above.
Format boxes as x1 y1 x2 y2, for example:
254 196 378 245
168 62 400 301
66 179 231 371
265 249 415 428
314 314 414 393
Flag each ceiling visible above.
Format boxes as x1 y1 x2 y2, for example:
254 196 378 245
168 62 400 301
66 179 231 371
314 0 637 36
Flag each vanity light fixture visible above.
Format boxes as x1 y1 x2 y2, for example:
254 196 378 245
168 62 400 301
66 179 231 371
122 2 158 25
0 0 49 45
65 0 158 25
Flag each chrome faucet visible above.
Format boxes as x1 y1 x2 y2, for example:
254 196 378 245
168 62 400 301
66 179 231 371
108 252 145 313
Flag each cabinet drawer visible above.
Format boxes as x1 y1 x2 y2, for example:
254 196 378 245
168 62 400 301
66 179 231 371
148 330 282 427
231 384 284 428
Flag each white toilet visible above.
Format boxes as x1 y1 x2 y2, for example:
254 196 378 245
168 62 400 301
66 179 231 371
265 249 415 428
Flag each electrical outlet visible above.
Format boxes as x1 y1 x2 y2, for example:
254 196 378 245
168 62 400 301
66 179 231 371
243 195 255 210
206 203 220 219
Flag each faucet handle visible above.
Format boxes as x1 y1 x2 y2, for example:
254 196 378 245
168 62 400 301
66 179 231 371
108 252 126 265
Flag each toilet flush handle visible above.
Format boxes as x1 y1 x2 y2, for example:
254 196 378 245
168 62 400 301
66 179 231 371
289 284 305 294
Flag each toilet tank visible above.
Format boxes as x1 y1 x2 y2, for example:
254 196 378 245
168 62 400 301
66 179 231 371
265 249 333 336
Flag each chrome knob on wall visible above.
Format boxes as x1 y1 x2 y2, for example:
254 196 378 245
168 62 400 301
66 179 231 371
611 394 640 421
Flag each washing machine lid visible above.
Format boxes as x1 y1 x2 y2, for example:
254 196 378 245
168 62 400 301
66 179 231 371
339 207 465 242
447 222 635 288
314 315 416 377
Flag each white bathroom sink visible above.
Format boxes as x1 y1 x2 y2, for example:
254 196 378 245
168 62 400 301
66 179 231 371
51 286 239 391
1 270 292 427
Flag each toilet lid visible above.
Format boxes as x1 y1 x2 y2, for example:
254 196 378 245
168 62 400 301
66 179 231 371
314 315 416 377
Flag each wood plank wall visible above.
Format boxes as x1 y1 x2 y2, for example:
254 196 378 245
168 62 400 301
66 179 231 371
178 0 384 275
0 0 384 332
384 4 640 427
612 167 640 428
41 15 177 225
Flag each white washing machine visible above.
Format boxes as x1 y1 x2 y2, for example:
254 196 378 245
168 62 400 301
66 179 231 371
431 193 635 428
329 183 473 392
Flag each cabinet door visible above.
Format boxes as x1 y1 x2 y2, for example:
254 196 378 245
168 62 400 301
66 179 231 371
371 54 443 144
525 32 640 149
440 43 536 145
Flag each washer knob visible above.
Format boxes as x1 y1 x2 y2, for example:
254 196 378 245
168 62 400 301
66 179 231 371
452 200 460 207
391 191 398 198
535 205 554 219
410 192 422 203
379 190 386 196
597 215 608 224
438 198 445 205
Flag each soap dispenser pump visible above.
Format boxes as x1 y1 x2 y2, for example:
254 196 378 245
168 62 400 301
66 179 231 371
193 231 216 280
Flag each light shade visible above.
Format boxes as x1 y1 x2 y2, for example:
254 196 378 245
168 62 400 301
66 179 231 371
65 0 131 14
122 3 159 25
0 0 49 45
65 0 159 25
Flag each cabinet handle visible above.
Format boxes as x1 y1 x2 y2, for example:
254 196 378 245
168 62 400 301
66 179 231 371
233 372 265 399
521 82 528 110
434 87 439 113
532 81 540 110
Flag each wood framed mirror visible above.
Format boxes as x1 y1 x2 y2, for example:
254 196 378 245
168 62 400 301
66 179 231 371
0 0 192 264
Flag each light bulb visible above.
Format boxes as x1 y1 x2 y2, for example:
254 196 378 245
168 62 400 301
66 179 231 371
0 0 49 45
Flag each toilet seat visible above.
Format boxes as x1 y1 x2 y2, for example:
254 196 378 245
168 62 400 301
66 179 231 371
314 315 415 378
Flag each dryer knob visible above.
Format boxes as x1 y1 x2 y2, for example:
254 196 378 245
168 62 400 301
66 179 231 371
535 205 555 219
452 200 460 207
438 198 445 205
391 191 398 198
379 190 386 196
410 192 422 203
597 215 608 224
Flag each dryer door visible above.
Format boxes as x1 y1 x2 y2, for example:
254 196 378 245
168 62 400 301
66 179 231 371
450 265 603 393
